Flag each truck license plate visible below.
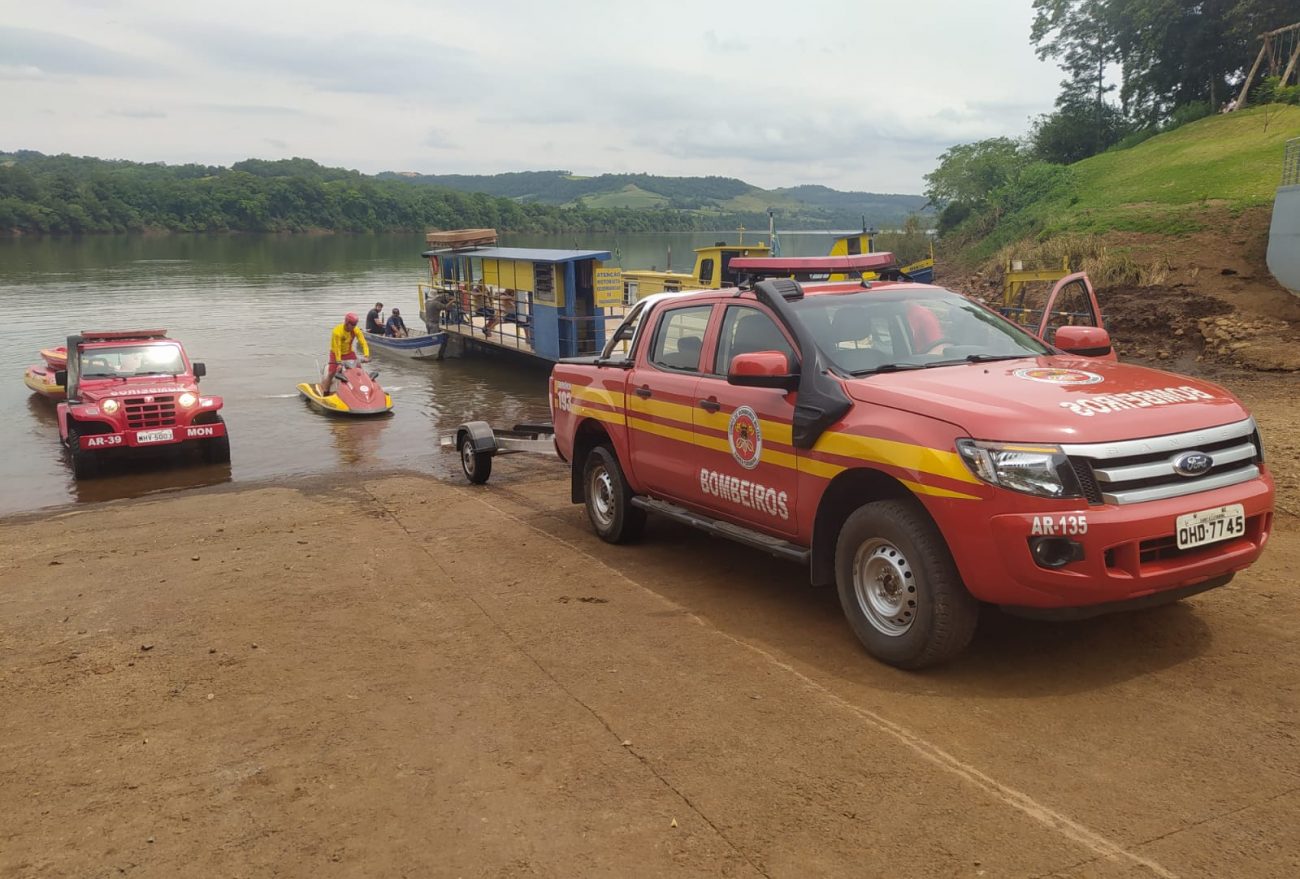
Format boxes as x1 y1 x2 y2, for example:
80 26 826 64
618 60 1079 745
1175 504 1245 550
136 428 174 444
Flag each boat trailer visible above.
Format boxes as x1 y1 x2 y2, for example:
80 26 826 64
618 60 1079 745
442 420 556 484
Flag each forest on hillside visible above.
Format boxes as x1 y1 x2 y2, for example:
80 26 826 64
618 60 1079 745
0 153 926 236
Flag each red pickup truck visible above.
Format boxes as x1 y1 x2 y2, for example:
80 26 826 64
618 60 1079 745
549 255 1274 668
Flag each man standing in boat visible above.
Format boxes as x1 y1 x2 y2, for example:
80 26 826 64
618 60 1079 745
322 312 369 395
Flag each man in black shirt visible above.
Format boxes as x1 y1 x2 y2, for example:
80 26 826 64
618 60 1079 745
365 302 384 334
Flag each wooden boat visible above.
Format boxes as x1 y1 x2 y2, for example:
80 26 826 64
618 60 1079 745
24 363 65 400
364 330 447 360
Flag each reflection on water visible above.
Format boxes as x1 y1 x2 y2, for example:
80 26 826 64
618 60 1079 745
327 413 393 467
1 230 843 516
72 463 234 506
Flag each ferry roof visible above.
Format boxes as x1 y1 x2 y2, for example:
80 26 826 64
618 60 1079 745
422 246 612 264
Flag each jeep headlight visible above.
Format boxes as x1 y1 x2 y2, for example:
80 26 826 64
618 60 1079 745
178 392 197 408
956 440 1081 499
102 399 120 415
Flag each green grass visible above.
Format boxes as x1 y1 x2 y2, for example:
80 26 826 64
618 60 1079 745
573 185 670 210
958 105 1299 262
1052 105 1298 232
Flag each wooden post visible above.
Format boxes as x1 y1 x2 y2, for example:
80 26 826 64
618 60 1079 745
1235 42 1269 109
1281 37 1300 87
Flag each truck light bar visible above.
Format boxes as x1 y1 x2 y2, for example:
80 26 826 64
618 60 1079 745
729 253 896 274
80 329 170 341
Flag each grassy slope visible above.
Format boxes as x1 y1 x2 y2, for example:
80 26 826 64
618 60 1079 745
1054 105 1299 233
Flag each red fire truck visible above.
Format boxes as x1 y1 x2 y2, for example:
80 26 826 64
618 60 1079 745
55 330 230 479
548 255 1274 668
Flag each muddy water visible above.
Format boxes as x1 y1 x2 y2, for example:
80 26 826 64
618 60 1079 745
2 231 841 515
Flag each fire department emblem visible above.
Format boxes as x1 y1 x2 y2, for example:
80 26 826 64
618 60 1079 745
1013 367 1103 385
728 406 763 470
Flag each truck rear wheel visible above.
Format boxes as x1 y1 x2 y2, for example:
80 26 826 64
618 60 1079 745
834 499 978 669
66 427 99 480
583 445 645 544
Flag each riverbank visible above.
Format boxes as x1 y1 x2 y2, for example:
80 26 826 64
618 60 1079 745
2 463 1297 878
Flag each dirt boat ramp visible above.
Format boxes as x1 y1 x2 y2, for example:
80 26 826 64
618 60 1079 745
2 459 1297 878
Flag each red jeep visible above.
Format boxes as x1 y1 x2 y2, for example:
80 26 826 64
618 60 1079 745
55 330 230 479
549 255 1274 668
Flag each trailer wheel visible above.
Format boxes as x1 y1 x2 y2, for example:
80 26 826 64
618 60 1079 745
460 434 493 484
67 427 99 480
583 445 645 544
834 499 978 669
200 417 231 465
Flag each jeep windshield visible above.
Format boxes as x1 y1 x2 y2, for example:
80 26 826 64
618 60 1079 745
790 289 1051 376
80 343 186 378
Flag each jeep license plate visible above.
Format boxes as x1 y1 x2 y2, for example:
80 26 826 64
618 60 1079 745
136 428 174 444
1175 504 1245 550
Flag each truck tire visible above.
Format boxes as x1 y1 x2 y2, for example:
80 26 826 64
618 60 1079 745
583 445 645 544
834 499 978 669
460 434 492 484
200 417 231 464
66 427 99 480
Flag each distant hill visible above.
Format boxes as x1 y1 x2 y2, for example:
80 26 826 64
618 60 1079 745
376 170 929 229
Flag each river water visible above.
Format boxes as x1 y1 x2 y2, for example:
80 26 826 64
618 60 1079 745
1 231 843 515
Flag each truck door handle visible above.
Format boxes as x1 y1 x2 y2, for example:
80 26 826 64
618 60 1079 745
699 398 721 413
634 386 652 399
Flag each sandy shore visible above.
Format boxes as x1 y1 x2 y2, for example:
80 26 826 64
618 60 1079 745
1 459 1297 878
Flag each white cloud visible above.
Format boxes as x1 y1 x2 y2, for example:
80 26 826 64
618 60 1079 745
0 0 1062 193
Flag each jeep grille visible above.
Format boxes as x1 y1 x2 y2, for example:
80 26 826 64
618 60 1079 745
1062 418 1261 505
124 396 177 428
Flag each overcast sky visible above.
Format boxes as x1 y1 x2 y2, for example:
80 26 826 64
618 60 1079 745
2 0 1062 195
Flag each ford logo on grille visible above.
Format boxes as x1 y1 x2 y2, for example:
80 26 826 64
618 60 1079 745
1173 451 1213 477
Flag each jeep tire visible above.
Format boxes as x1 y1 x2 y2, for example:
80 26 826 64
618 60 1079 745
834 498 978 669
583 445 645 544
200 416 231 465
66 427 99 480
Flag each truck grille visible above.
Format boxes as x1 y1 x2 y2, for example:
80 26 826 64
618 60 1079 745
124 395 177 428
1061 418 1261 505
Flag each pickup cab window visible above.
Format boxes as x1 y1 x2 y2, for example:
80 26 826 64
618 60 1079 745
650 305 712 372
714 307 796 374
792 289 1050 375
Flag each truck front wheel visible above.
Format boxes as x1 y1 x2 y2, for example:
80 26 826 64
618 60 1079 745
583 445 645 544
834 499 978 669
200 416 231 465
66 427 99 480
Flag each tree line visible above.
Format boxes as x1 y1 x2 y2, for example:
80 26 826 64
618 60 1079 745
925 0 1297 241
0 153 774 236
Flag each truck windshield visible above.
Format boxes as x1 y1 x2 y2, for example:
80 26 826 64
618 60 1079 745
790 289 1051 375
80 343 185 377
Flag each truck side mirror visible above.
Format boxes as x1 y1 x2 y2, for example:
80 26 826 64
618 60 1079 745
193 362 206 380
1054 326 1112 358
55 370 67 386
727 351 799 391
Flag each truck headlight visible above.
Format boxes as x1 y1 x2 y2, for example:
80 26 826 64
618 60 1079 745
178 392 197 408
102 399 120 414
956 440 1082 499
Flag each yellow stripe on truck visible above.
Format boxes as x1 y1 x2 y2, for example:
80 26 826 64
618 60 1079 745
812 432 980 485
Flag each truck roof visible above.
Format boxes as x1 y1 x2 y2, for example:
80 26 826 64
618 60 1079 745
79 329 171 343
